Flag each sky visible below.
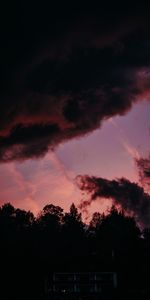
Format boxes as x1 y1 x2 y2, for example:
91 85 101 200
0 4 150 221
0 100 150 217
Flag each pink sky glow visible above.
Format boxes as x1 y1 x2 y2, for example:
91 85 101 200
0 101 150 218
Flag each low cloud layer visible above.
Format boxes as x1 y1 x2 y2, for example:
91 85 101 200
76 175 150 226
1 6 150 161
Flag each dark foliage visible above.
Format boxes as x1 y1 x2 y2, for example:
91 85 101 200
0 202 150 299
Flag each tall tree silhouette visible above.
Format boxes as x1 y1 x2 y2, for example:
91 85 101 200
61 203 86 268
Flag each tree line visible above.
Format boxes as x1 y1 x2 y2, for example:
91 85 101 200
0 202 150 299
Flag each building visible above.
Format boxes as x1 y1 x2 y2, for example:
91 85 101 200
45 271 117 299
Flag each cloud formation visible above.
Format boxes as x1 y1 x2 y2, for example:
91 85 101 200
136 156 150 189
1 5 150 161
76 175 150 227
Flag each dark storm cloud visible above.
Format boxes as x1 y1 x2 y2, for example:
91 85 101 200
0 123 60 162
76 175 150 227
0 4 150 161
136 156 150 188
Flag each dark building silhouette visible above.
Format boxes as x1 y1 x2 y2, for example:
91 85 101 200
45 272 117 299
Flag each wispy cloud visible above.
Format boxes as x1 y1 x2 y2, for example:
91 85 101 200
109 118 140 160
0 151 81 214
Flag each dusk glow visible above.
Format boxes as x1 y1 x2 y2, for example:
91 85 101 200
0 101 150 217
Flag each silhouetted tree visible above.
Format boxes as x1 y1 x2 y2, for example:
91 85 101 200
61 203 86 263
38 204 63 228
89 212 103 230
14 208 34 229
0 201 150 298
0 203 15 227
35 204 64 263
